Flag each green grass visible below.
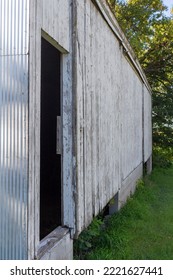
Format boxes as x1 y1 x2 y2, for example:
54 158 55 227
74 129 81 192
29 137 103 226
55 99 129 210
74 166 173 260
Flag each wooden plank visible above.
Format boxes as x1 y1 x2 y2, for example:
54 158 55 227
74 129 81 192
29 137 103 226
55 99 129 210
28 0 38 259
62 51 74 231
84 0 93 227
33 0 42 258
62 0 75 233
75 0 85 235
92 7 100 216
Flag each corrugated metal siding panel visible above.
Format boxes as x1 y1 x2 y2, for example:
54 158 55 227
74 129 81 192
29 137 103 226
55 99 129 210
0 0 29 259
0 0 29 55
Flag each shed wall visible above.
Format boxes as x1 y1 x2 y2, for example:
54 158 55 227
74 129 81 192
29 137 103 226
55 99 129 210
0 0 29 259
75 0 152 235
0 0 152 259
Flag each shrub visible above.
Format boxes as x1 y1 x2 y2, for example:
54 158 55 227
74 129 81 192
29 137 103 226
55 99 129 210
153 146 173 169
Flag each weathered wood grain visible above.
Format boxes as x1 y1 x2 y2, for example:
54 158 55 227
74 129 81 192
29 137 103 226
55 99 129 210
75 0 152 234
28 0 152 250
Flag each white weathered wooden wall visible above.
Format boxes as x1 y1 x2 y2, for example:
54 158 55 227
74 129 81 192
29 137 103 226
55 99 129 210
74 0 152 235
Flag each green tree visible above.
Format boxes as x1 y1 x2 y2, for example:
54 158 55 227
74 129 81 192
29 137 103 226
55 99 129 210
107 0 173 148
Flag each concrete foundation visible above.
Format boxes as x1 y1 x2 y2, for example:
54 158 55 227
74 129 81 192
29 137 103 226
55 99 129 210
118 163 143 210
38 227 73 260
109 192 119 215
108 163 143 215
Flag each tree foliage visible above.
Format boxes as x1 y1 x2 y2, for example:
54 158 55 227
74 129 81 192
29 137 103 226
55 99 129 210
107 0 173 148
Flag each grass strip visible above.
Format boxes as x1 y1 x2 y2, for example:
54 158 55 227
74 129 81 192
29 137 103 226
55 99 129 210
74 166 173 259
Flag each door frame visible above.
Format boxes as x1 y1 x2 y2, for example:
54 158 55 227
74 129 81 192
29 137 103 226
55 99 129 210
28 29 75 259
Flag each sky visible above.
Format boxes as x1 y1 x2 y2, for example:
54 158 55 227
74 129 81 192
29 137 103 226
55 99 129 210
163 0 173 16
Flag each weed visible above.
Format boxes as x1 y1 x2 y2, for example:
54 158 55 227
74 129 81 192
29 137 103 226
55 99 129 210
73 217 104 259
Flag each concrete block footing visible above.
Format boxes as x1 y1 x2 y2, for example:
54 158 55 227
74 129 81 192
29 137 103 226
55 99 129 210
146 155 152 174
109 163 143 214
38 227 73 260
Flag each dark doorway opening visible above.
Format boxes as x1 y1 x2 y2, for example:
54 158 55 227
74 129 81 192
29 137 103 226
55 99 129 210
40 37 61 240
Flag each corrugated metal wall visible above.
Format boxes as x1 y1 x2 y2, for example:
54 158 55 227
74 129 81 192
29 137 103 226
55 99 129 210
0 0 29 259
